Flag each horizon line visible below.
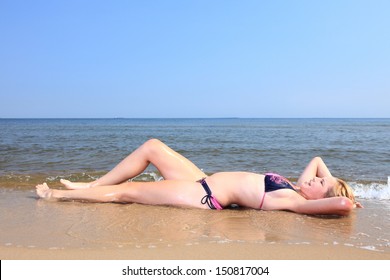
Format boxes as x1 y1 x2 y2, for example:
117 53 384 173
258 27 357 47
1 117 390 120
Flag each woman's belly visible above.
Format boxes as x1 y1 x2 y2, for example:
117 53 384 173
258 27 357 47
206 172 265 208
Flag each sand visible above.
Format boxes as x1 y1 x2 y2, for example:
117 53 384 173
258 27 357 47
0 188 389 260
1 242 388 260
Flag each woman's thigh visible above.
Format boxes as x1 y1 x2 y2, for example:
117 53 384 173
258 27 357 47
121 180 209 209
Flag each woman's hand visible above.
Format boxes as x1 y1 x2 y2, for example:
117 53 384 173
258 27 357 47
354 201 364 208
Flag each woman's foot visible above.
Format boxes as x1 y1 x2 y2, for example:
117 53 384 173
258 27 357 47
36 183 54 200
60 179 92 189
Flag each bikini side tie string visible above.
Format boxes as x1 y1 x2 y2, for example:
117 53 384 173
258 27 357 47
198 178 223 210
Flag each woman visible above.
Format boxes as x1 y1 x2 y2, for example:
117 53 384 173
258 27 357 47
36 139 361 216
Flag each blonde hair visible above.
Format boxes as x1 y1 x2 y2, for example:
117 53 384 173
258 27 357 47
326 178 356 204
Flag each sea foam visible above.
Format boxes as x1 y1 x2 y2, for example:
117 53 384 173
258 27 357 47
351 178 390 200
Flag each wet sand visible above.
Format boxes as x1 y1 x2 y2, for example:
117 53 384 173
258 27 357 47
0 187 389 260
1 242 387 260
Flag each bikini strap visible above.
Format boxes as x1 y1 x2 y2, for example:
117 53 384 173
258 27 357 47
198 178 223 210
259 192 265 209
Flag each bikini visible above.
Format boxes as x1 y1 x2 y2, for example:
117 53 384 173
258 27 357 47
259 173 296 209
198 173 296 210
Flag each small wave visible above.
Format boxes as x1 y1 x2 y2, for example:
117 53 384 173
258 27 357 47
132 172 163 182
351 177 390 200
46 171 165 184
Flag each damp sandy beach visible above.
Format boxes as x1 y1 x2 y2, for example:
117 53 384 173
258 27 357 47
1 186 389 260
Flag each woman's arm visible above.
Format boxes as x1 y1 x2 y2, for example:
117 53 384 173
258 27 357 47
292 196 354 216
274 193 354 216
297 157 332 187
264 190 354 216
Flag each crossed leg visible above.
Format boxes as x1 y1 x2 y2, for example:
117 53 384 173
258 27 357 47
60 139 207 189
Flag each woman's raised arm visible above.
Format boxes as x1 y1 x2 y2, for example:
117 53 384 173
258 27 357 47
297 157 332 187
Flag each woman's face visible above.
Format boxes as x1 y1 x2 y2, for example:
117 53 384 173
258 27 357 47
299 176 336 200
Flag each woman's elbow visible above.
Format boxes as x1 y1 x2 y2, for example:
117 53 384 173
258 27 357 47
336 197 354 216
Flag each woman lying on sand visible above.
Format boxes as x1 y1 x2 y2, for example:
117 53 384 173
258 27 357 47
36 139 362 216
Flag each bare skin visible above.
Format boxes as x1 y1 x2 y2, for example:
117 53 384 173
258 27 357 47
36 139 355 215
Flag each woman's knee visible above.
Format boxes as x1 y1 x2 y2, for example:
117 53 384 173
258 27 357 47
144 138 163 147
142 138 165 155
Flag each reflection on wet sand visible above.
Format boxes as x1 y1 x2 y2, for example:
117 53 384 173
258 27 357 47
0 188 387 256
56 202 356 249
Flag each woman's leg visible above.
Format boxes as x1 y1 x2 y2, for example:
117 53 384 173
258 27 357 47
37 180 209 209
61 139 206 189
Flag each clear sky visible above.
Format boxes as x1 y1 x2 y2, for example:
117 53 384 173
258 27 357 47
1 0 389 118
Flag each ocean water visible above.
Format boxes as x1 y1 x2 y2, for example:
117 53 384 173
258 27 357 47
0 118 389 255
1 118 389 194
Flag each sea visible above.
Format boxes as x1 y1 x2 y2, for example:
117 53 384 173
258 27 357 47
0 118 389 256
1 118 389 190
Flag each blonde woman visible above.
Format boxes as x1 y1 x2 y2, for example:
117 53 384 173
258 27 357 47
36 139 362 215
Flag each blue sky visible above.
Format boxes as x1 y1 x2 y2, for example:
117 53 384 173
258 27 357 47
1 0 389 118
